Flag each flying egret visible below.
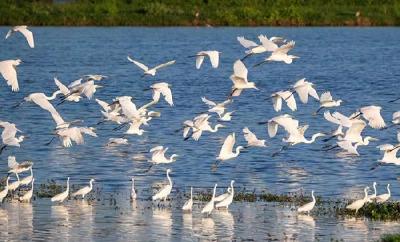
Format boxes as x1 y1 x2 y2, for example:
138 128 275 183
338 119 368 143
8 173 20 192
243 127 266 147
53 77 81 102
83 74 107 81
292 78 319 104
314 92 342 115
354 106 386 129
377 144 400 165
59 80 102 104
19 178 34 203
131 177 137 201
182 187 193 212
237 35 285 60
216 133 244 161
201 97 232 116
148 146 178 164
19 167 33 186
218 111 234 122
107 138 128 146
271 90 297 112
56 127 97 148
152 169 173 201
282 124 326 146
96 98 126 125
183 114 225 141
333 137 377 156
367 182 377 202
255 41 298 66
72 178 95 199
266 114 299 138
5 26 34 48
0 121 24 153
383 111 400 129
191 51 220 69
8 156 33 174
0 177 10 202
0 59 21 92
323 111 353 141
201 183 217 216
376 184 391 203
297 190 316 214
346 186 369 214
230 60 258 97
51 177 69 203
216 180 235 209
127 56 175 76
150 82 173 106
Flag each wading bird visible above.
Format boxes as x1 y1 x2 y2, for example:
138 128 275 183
152 169 173 201
218 111 234 122
131 177 137 201
216 180 234 209
217 133 244 161
191 50 220 69
106 138 128 146
292 78 319 104
19 178 34 203
8 173 20 192
230 60 258 97
0 121 24 153
376 184 391 203
0 59 21 92
367 182 377 202
127 56 175 76
72 178 95 199
53 77 82 102
237 35 285 60
5 26 34 48
182 187 193 212
0 177 10 202
243 127 266 147
51 177 69 203
19 167 33 186
8 156 33 174
297 190 316 214
201 183 217 216
346 186 369 214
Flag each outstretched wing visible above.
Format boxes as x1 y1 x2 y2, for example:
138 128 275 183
237 36 258 48
243 127 258 143
275 40 295 54
233 60 248 80
207 51 219 68
54 77 70 95
258 35 278 52
320 92 333 103
8 156 18 168
17 26 34 48
127 56 149 71
219 133 235 156
0 61 19 92
154 60 175 70
95 98 110 112
201 97 216 107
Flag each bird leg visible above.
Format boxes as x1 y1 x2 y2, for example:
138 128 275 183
12 100 25 108
113 123 128 131
389 97 400 103
96 120 107 126
370 163 382 171
257 121 268 125
0 145 7 154
44 136 56 146
143 164 153 173
272 145 289 157
313 107 324 116
240 53 253 61
381 123 399 130
322 135 336 142
253 60 267 67
322 144 339 151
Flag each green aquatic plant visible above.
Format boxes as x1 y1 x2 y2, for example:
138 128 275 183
381 233 400 242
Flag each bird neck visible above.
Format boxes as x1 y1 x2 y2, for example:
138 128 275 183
212 186 217 200
311 192 315 202
6 178 9 188
89 180 93 189
388 186 391 195
16 173 19 181
167 172 172 185
47 91 61 100
363 189 368 200
234 147 242 156
190 187 193 199
66 179 70 192
373 184 377 195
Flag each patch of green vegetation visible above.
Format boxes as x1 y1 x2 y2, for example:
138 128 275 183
381 233 400 242
0 0 399 26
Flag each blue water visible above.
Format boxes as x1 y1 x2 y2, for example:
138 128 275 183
0 27 399 199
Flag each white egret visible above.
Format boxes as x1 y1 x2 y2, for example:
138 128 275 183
216 133 244 161
216 180 234 209
96 98 125 124
355 106 386 129
83 74 107 81
271 90 297 112
0 177 10 202
377 144 400 165
367 182 377 202
8 173 20 192
8 156 33 174
292 78 319 104
339 119 367 143
152 169 173 201
191 51 220 69
297 190 316 214
392 111 400 124
238 35 284 60
61 80 102 103
214 181 234 202
131 177 137 201
266 114 299 138
107 138 128 146
125 119 149 136
183 114 225 141
19 167 33 186
255 41 298 66
346 186 369 214
218 111 234 122
0 121 24 153
282 124 326 145
5 26 34 48
323 111 353 141
56 127 97 148
54 77 81 102
150 82 173 106
19 178 34 203
376 184 391 203
127 56 175 76
51 177 70 203
149 146 178 164
201 97 232 116
243 127 266 147
230 60 258 97
314 92 342 114
182 187 193 212
335 137 377 156
72 179 95 199
0 59 21 92
201 183 217 216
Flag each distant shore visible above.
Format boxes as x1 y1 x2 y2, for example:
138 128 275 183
0 1 398 26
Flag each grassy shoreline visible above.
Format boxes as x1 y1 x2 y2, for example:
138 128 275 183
0 0 399 26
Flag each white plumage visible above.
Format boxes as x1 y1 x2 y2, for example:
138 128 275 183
152 169 173 201
297 190 316 214
51 177 70 203
5 26 34 48
0 59 21 92
72 178 95 199
217 133 244 161
127 56 175 76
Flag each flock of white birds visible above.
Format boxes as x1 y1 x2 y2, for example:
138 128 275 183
0 26 398 217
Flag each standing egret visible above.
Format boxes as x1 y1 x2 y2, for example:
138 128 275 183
19 167 33 186
376 184 391 203
243 127 266 147
150 82 174 106
201 184 217 216
216 180 235 209
107 138 128 146
5 26 34 48
355 106 386 129
271 90 297 112
152 169 173 201
255 41 298 66
72 179 95 199
0 59 21 92
377 144 400 165
131 177 137 201
182 187 193 212
297 190 316 214
149 146 178 164
8 173 20 192
346 186 369 214
314 92 342 115
201 97 232 116
8 156 33 174
0 121 24 153
0 177 10 202
367 182 377 202
214 181 234 202
19 178 34 203
216 133 244 161
51 177 70 203
127 56 175 76
191 51 220 69
230 60 258 97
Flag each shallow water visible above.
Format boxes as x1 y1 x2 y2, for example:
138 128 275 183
0 27 399 239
